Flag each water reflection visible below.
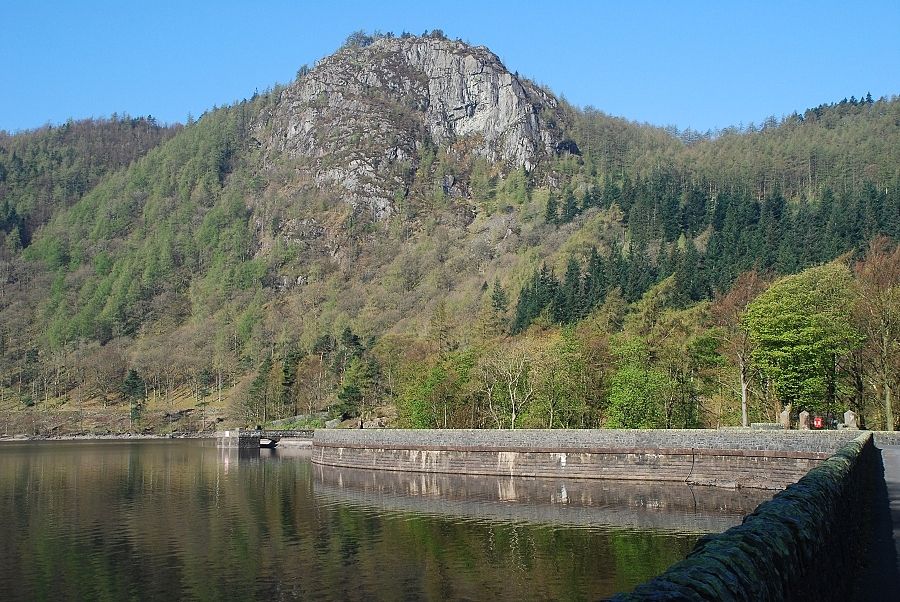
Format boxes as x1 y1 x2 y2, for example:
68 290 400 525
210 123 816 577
314 463 771 534
0 441 767 600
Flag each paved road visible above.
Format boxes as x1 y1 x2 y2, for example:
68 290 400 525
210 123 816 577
883 446 900 575
854 445 900 600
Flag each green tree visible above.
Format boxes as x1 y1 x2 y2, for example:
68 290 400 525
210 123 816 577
561 193 579 222
4 229 22 256
121 368 145 425
605 337 668 428
499 167 528 205
490 278 509 314
854 237 900 430
488 278 510 334
338 356 379 420
396 350 475 428
528 328 589 428
743 262 863 414
711 270 769 427
544 193 558 225
121 368 145 400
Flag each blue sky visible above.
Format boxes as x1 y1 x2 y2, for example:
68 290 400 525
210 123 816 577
3 1 898 133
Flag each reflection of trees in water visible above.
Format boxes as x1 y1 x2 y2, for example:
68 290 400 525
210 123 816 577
0 441 733 600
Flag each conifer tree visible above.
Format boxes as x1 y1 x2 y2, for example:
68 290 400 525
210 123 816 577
561 193 579 222
555 257 583 322
489 278 510 334
490 278 509 314
544 193 558 225
581 186 599 212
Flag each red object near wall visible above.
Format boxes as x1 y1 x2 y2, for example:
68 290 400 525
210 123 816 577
813 416 824 429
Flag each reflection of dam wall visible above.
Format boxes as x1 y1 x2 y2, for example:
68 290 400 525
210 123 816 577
312 429 866 489
313 462 772 533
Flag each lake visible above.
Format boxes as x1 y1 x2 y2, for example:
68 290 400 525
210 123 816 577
0 440 771 600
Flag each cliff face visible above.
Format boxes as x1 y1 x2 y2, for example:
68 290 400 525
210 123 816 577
257 35 569 217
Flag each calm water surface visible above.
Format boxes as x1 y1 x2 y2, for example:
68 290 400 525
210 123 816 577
0 440 771 600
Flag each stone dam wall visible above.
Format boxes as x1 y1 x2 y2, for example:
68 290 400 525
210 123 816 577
311 429 879 490
610 431 877 601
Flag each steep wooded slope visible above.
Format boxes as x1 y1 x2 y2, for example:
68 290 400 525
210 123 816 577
0 33 897 430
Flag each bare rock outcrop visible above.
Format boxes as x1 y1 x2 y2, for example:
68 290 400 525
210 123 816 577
256 35 571 218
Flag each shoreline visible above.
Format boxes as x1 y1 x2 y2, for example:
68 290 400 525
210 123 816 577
0 432 215 442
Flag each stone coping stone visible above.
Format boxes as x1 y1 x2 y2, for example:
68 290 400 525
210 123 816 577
313 440 829 460
608 431 875 601
313 428 869 454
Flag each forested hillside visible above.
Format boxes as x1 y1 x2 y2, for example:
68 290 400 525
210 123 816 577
0 116 177 257
1 33 898 432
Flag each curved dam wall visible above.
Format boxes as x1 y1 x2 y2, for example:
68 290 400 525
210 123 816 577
312 429 866 490
610 432 876 601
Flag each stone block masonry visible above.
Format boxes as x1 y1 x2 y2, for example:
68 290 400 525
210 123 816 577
311 429 875 490
216 430 259 448
609 432 877 601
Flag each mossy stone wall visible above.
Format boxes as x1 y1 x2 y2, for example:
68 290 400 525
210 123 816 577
610 432 876 601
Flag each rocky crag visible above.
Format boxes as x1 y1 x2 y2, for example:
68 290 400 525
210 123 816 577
255 34 574 218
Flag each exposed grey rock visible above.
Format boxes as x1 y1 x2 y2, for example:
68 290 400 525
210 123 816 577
256 36 570 218
362 417 386 429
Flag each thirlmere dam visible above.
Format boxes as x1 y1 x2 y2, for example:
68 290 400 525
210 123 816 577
222 428 900 600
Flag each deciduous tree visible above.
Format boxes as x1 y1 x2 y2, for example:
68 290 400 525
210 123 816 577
854 237 900 429
711 269 769 426
744 262 863 415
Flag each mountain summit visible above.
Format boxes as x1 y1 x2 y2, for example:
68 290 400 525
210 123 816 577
256 33 571 217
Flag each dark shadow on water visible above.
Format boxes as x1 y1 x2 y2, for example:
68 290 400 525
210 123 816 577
852 447 900 601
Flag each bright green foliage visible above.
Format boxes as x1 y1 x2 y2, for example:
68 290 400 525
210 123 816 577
497 167 528 205
15 98 273 352
395 361 442 428
743 263 863 413
396 350 475 428
525 327 590 428
605 337 669 428
623 280 717 428
469 159 496 204
0 116 174 257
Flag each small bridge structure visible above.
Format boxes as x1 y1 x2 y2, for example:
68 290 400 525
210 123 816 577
216 428 314 449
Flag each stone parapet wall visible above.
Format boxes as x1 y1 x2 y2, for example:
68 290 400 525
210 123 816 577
610 432 877 601
311 429 866 489
871 430 900 446
252 429 315 440
314 428 865 452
